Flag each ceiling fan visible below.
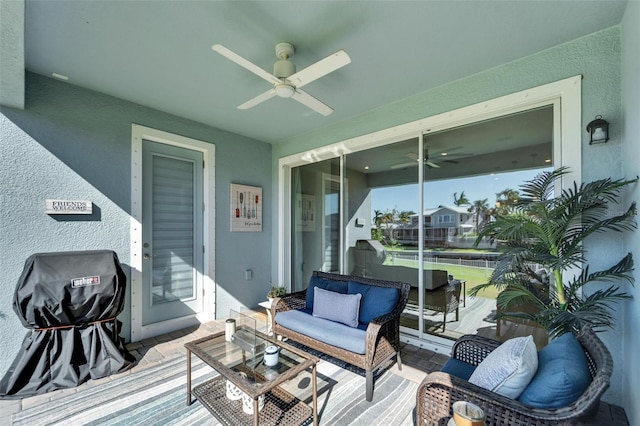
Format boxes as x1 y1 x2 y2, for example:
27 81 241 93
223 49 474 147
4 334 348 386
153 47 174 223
212 42 351 116
390 148 472 170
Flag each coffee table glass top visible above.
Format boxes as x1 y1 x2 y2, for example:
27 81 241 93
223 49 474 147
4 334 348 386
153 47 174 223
191 335 307 379
186 320 316 397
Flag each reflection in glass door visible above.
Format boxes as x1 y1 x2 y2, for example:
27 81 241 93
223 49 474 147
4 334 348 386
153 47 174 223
290 158 341 292
345 109 554 343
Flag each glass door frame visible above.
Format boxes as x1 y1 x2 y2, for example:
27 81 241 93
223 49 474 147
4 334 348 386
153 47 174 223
278 76 581 352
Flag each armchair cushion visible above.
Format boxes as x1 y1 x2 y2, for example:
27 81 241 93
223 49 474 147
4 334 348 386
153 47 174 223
441 358 476 381
347 280 399 324
312 287 361 328
518 332 591 409
469 335 538 399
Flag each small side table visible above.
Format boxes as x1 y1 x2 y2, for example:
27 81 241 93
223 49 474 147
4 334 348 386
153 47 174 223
258 300 273 335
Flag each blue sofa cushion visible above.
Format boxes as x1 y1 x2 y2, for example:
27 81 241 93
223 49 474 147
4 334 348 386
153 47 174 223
305 275 349 310
347 281 399 324
312 287 361 328
275 309 367 354
441 358 477 381
518 332 591 409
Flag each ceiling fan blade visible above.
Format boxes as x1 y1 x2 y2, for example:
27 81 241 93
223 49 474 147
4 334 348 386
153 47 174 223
427 145 465 156
287 50 351 88
212 44 280 85
237 89 277 110
390 161 419 170
291 89 334 116
440 153 473 160
426 160 441 168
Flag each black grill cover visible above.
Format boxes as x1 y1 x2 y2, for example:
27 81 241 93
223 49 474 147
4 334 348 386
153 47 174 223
0 250 136 398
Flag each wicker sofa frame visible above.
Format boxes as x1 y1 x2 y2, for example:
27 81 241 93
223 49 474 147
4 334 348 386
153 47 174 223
415 326 612 425
271 270 410 402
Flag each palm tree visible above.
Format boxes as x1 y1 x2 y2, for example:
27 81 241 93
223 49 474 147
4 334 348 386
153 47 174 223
381 211 395 243
453 191 470 206
468 199 489 233
373 210 384 228
472 168 637 336
398 211 414 224
494 188 520 216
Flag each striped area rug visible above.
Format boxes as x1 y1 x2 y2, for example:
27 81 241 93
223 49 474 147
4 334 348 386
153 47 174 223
12 354 417 426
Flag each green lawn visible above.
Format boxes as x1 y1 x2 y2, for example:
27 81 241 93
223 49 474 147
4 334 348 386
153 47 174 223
383 258 499 299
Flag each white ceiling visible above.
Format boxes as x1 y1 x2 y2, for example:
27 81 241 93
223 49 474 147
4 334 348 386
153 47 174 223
24 0 628 144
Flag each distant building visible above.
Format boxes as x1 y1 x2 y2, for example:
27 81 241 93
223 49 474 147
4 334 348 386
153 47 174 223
395 205 476 247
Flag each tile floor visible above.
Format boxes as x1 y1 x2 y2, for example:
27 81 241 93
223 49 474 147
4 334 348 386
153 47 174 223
0 313 629 425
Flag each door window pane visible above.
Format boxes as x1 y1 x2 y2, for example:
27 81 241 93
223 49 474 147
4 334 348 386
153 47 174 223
151 155 197 304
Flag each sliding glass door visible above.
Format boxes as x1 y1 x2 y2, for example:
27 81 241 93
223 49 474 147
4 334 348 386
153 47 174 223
282 72 583 350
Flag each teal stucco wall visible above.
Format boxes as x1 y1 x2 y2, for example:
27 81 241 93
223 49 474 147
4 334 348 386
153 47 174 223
273 25 633 407
0 73 273 376
621 2 640 425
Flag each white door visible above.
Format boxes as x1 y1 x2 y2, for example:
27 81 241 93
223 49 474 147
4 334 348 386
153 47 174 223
141 140 204 325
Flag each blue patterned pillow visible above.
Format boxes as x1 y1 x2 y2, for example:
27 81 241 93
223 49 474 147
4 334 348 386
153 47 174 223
468 335 538 399
312 287 361 328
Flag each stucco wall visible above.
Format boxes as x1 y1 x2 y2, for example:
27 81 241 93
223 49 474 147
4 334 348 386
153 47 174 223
0 0 24 109
273 26 631 406
621 1 640 424
0 73 272 376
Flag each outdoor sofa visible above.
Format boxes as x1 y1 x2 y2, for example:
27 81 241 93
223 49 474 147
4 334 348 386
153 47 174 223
271 270 410 401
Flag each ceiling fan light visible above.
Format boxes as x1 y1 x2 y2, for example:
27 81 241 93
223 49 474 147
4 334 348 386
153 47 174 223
275 83 295 98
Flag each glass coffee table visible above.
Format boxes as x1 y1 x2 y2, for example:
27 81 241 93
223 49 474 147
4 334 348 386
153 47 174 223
185 327 318 426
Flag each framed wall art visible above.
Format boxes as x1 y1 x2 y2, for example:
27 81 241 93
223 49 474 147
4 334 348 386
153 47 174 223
230 184 262 232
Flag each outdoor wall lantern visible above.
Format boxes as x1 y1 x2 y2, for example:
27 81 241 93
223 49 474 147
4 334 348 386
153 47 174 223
586 115 609 145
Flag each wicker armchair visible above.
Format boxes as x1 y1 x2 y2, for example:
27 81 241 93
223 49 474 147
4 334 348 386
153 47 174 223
415 326 612 425
272 270 410 401
413 282 462 332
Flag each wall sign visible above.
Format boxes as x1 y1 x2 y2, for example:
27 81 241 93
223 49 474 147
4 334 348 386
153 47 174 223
230 184 262 232
45 199 93 215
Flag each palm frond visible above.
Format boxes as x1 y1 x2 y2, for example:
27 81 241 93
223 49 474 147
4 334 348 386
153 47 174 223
495 286 546 310
476 168 637 335
517 168 569 202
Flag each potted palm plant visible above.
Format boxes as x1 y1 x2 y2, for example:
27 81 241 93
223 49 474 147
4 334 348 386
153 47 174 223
472 167 637 337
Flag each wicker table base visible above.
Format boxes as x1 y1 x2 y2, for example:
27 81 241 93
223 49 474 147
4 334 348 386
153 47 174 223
192 376 312 426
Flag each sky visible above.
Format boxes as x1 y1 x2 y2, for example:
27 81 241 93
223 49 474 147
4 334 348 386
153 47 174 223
371 168 549 214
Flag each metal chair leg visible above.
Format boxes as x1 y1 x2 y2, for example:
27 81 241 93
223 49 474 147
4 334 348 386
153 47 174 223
365 369 373 401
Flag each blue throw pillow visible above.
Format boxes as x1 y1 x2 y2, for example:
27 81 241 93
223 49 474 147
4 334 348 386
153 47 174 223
347 281 399 324
518 332 591 409
312 287 362 328
305 275 348 310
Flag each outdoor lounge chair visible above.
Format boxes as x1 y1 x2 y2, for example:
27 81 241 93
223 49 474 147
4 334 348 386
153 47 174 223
415 326 612 425
407 281 461 332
